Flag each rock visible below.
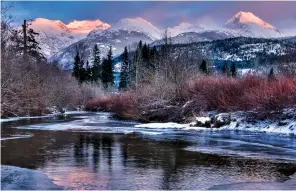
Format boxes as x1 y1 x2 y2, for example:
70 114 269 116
278 121 289 126
214 113 231 128
140 106 183 123
190 117 211 128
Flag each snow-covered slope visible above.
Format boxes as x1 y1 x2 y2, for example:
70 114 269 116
167 22 204 37
29 18 109 58
50 17 160 69
152 29 239 46
89 17 161 40
225 11 284 38
66 20 110 34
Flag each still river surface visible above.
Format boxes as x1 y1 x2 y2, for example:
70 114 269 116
1 112 296 190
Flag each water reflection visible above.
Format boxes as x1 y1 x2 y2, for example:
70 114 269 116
1 113 296 190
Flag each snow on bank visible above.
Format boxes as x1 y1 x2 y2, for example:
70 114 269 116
1 134 33 141
1 165 62 190
134 112 296 136
135 122 188 129
220 120 296 135
0 111 89 123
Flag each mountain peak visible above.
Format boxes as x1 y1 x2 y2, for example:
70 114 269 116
66 19 110 34
226 11 275 30
225 11 283 38
167 22 204 37
111 17 161 40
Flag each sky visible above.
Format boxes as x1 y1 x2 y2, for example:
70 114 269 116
5 1 296 36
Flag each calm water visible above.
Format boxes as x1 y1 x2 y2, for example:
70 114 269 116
1 112 296 190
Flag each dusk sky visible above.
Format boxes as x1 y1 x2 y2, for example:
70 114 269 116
7 1 296 35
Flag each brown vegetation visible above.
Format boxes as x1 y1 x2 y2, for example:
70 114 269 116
1 6 102 117
86 75 296 122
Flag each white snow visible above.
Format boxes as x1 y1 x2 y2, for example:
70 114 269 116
66 19 110 34
225 11 284 38
0 111 89 123
28 18 110 58
0 134 33 141
109 17 161 40
1 165 62 190
196 117 211 124
221 120 296 135
134 112 296 136
167 22 204 37
135 122 187 129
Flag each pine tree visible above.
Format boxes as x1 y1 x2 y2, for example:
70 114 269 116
91 44 101 83
149 46 158 71
101 46 114 88
222 62 230 76
230 63 237 77
119 46 129 90
79 59 86 83
10 20 45 61
199 60 208 74
73 51 81 80
131 41 143 87
85 60 92 82
268 67 276 81
142 43 149 64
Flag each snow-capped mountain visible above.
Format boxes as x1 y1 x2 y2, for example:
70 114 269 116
225 11 284 38
29 18 109 58
152 29 239 46
167 22 204 37
47 11 290 69
50 17 160 70
88 17 161 40
66 20 110 34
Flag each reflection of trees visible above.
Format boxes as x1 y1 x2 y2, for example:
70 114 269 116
2 124 296 190
73 133 114 172
91 135 101 172
101 136 113 167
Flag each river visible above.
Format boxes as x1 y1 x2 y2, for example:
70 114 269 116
1 112 296 190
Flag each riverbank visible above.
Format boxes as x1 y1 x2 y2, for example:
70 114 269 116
85 75 296 135
135 108 296 135
0 110 89 123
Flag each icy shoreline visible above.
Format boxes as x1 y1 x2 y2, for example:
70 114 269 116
0 111 89 123
135 109 296 136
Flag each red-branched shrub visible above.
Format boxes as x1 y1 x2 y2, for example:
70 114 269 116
109 92 139 120
187 75 296 112
84 97 112 111
86 75 296 121
85 92 139 120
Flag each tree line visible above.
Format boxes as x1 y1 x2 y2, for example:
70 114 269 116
72 45 114 89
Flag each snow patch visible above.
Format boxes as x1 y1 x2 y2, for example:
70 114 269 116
135 122 187 129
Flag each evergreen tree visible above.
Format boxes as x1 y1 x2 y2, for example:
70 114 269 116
268 67 276 81
119 46 130 90
199 60 208 74
91 44 101 83
79 59 86 83
85 60 92 81
230 63 237 77
142 43 149 64
131 41 143 87
10 20 45 61
149 46 158 70
222 62 230 76
101 46 114 88
73 51 81 80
